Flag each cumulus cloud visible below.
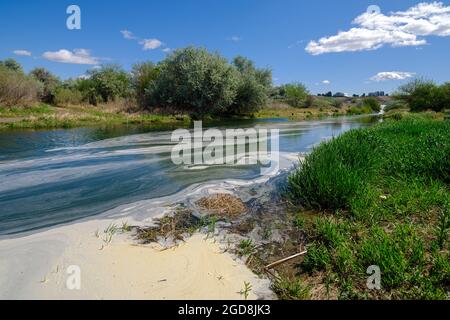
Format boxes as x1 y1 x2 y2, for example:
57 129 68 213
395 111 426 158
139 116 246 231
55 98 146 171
162 48 172 53
42 49 100 65
306 2 450 55
13 50 32 57
322 80 331 84
370 71 416 81
120 30 136 40
139 39 163 50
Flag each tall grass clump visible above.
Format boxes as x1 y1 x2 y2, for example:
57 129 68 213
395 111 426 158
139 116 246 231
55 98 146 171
288 129 380 210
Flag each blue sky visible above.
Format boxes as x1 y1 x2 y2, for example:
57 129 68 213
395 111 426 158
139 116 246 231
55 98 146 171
1 0 449 95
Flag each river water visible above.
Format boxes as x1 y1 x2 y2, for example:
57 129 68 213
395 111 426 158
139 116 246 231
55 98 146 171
0 116 377 235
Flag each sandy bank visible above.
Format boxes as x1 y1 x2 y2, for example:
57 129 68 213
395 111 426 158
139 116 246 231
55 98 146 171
0 218 272 300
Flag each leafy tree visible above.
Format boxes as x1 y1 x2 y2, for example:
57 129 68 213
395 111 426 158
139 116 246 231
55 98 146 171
30 67 60 103
149 47 239 117
0 58 23 73
230 56 272 114
74 78 101 105
88 65 131 102
395 79 450 112
131 62 160 107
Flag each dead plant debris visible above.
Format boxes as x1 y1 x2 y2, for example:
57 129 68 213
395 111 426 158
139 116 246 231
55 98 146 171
196 194 247 217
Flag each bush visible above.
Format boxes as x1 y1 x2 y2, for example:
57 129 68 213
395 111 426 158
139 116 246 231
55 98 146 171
73 78 101 105
0 65 42 107
53 87 83 106
229 56 272 114
283 83 309 108
30 68 60 104
384 100 407 112
347 105 372 115
304 95 315 108
395 79 450 112
131 62 160 108
88 65 132 102
331 98 344 109
149 47 239 117
0 58 23 73
362 97 381 112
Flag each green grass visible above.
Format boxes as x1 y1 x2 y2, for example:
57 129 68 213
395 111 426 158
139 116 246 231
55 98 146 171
0 104 191 130
288 115 450 299
273 276 311 300
237 239 257 256
0 103 54 117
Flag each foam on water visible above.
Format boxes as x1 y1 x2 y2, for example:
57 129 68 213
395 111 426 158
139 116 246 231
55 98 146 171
0 116 374 235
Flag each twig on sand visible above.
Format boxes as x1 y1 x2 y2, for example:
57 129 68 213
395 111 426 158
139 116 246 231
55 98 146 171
264 251 308 270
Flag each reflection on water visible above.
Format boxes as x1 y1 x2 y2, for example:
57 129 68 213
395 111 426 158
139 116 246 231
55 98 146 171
0 116 378 235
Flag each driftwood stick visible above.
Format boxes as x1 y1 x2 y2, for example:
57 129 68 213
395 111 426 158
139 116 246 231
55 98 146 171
264 251 308 270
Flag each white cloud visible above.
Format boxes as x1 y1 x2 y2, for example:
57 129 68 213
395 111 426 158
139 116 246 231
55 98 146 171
121 29 166 51
322 80 331 84
306 2 450 55
162 48 172 53
228 36 242 42
13 50 32 57
139 38 163 50
120 30 136 40
370 71 416 81
42 49 100 65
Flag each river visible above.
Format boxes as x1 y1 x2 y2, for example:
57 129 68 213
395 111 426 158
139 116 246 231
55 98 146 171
0 116 377 235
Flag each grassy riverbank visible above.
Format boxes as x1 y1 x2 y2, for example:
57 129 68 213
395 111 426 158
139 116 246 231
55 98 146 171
287 114 449 299
0 99 371 130
0 103 190 130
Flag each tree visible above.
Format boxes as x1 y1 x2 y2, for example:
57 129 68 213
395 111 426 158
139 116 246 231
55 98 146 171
283 83 309 107
30 67 60 103
229 56 272 114
131 62 160 107
149 47 239 117
88 65 131 102
395 79 448 112
75 78 100 105
0 58 23 73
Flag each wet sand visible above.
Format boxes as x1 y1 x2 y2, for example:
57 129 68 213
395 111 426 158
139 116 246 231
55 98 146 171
0 218 272 300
